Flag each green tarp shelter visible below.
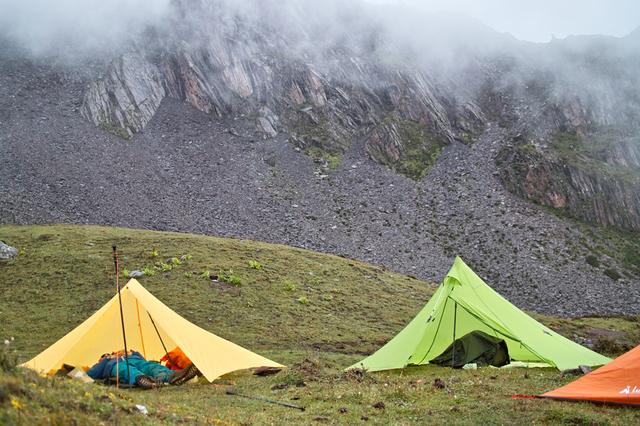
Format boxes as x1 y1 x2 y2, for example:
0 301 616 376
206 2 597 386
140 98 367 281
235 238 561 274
348 257 610 372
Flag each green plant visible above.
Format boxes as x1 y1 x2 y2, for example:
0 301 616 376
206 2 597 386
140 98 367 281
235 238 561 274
156 262 173 273
142 266 156 277
604 268 622 281
149 248 158 258
1 338 17 372
201 270 210 280
170 257 182 266
585 255 600 268
219 270 242 286
283 281 297 291
122 268 130 278
184 272 193 278
369 117 446 181
297 296 309 305
184 254 193 261
327 154 342 170
248 260 262 270
99 120 131 140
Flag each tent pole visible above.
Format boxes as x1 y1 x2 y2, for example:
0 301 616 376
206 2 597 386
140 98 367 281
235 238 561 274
113 245 131 385
147 312 177 367
452 301 457 368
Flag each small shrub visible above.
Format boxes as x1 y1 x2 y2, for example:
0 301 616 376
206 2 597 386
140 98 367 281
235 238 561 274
248 260 262 270
150 248 158 258
297 296 309 305
156 262 173 273
585 255 600 268
1 338 17 372
283 281 297 291
593 336 630 356
327 154 341 171
604 268 621 281
341 368 377 384
142 266 156 277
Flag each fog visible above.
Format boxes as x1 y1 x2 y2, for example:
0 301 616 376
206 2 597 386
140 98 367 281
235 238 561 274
0 0 171 57
1 0 637 59
372 0 640 42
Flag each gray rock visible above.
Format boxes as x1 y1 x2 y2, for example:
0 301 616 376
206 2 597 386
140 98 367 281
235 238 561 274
0 241 18 260
128 270 145 278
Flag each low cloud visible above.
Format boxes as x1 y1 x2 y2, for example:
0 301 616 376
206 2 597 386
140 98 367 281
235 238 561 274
0 0 171 57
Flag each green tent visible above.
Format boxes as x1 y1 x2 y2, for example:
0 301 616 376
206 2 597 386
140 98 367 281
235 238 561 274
348 257 610 372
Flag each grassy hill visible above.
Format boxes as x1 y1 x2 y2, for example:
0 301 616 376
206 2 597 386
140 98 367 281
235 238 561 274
1 224 638 424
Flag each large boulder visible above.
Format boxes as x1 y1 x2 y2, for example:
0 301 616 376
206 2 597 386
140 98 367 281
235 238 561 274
0 241 18 260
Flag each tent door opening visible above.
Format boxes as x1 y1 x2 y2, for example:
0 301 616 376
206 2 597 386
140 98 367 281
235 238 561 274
430 330 510 369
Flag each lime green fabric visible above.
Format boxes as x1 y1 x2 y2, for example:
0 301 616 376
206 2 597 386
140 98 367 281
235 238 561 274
348 257 610 372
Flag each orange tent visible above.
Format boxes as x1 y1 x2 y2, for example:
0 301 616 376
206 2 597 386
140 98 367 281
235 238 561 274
541 345 640 406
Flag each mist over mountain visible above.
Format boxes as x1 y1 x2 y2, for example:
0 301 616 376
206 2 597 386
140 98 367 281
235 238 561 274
1 0 639 316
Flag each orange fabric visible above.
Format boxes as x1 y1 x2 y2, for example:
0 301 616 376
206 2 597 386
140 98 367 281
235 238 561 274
541 345 640 406
160 347 192 371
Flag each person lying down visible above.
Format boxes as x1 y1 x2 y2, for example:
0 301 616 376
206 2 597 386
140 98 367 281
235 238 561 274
86 348 200 389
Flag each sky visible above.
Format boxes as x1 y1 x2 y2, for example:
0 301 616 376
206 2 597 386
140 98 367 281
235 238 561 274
0 0 638 58
370 0 640 42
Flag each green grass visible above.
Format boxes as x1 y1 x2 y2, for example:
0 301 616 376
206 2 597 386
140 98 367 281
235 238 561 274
393 119 445 181
304 146 343 171
372 117 447 181
1 224 639 424
99 120 131 141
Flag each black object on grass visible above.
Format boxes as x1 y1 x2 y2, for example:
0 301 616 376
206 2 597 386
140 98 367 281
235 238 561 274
226 388 305 411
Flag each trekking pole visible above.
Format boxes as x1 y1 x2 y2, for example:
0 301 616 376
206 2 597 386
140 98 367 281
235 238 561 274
226 388 305 411
113 245 131 386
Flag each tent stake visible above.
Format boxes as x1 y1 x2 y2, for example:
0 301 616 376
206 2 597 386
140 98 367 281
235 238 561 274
226 388 305 411
113 245 131 385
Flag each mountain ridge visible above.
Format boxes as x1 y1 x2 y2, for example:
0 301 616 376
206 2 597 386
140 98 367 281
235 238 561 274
0 0 639 315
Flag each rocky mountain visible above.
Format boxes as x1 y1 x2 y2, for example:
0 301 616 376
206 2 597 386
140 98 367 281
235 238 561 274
1 0 639 316
77 2 640 228
79 6 486 181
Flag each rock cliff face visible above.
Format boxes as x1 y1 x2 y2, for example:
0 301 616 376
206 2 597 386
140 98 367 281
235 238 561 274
498 139 640 230
76 1 640 230
476 35 640 230
80 5 484 174
81 54 166 138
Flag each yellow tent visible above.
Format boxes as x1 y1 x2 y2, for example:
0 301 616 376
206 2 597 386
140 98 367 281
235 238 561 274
22 279 284 382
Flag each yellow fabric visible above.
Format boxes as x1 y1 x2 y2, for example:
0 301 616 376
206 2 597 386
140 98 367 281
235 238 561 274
22 279 284 382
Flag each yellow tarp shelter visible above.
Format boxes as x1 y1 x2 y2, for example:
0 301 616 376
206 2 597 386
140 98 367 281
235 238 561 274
22 279 284 382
